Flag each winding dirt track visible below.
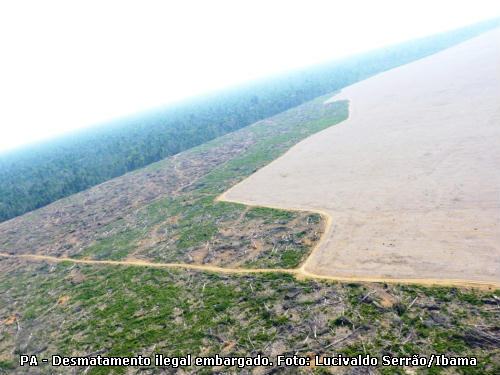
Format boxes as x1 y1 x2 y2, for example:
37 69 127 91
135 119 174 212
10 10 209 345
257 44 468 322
1 238 498 289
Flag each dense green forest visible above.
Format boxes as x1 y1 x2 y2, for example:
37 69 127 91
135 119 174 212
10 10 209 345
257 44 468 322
1 18 499 223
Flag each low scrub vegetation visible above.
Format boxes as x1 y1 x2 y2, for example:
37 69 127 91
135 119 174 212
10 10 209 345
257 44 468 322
1 259 498 374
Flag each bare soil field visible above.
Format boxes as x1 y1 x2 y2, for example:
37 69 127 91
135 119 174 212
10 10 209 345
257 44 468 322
221 29 500 285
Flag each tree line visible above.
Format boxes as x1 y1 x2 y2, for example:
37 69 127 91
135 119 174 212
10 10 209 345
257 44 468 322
1 18 498 222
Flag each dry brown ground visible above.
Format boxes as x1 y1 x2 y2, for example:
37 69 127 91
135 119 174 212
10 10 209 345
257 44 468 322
221 29 500 284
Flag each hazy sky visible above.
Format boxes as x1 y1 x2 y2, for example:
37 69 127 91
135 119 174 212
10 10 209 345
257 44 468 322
1 0 499 152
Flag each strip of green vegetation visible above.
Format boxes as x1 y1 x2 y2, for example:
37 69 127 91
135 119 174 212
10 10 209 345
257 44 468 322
73 229 142 260
75 98 347 267
1 260 498 374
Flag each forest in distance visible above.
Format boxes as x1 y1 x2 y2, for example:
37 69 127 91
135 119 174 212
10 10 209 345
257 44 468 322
1 18 499 223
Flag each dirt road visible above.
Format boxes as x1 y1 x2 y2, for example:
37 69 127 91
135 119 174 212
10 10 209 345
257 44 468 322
1 251 497 289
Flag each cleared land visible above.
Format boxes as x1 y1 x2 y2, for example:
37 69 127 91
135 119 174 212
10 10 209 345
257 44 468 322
1 32 500 374
0 96 348 270
2 257 499 375
221 29 500 285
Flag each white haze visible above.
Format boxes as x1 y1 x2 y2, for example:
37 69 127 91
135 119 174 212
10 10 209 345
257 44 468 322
0 0 499 152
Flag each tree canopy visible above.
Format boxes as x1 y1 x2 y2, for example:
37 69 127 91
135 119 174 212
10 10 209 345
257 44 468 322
1 18 498 222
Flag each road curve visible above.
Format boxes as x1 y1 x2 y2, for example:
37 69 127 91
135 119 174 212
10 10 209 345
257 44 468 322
2 238 498 290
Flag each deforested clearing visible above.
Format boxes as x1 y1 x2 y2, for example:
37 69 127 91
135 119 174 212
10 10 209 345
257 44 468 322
221 28 500 285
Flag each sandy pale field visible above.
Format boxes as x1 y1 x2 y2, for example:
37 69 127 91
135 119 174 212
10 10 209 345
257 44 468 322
220 29 500 284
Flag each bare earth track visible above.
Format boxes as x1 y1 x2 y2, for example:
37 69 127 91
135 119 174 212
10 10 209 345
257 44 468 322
220 29 500 286
1 243 498 289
